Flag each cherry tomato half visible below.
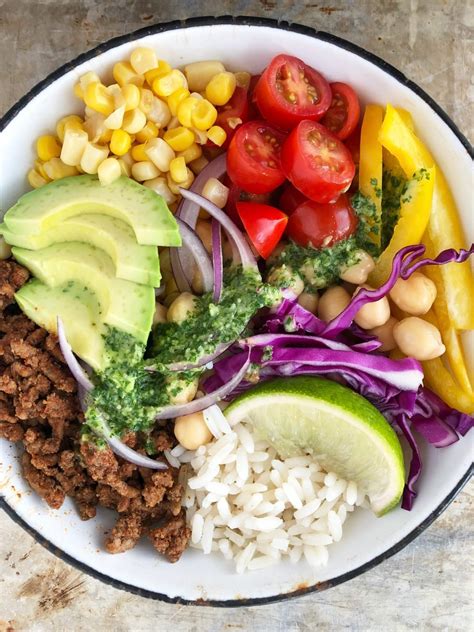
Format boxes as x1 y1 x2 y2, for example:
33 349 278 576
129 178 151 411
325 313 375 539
237 202 288 259
320 82 360 140
227 121 286 194
287 194 358 249
225 180 273 228
255 54 332 130
278 182 307 215
281 120 355 204
207 86 250 148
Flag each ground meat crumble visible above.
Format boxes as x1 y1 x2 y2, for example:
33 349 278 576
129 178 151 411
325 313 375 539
0 260 190 562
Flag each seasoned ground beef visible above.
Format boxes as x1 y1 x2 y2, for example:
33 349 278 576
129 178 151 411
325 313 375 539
0 260 190 562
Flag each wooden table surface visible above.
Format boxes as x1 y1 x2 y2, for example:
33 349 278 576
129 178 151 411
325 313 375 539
0 1 472 630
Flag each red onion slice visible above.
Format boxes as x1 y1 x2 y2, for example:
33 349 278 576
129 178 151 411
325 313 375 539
170 247 192 292
57 317 94 392
179 189 258 270
175 217 214 293
212 218 223 302
154 349 251 420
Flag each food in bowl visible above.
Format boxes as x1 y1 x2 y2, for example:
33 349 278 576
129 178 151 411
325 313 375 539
0 45 472 573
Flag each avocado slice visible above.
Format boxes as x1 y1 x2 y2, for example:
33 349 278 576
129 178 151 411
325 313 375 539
12 243 154 344
15 279 108 371
1 214 160 286
2 175 181 246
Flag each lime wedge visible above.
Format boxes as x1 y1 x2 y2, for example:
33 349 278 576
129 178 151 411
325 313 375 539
225 377 405 516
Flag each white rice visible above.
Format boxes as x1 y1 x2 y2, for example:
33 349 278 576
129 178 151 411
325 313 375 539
179 416 364 573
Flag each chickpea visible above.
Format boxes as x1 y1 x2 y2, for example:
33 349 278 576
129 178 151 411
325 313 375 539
298 291 319 314
267 242 286 266
153 301 168 326
195 219 212 254
318 286 351 322
267 265 304 297
174 411 212 451
0 237 12 260
353 284 391 329
370 316 398 352
389 272 437 315
167 376 199 405
192 267 204 294
340 250 375 285
167 291 197 324
222 236 233 262
393 317 446 361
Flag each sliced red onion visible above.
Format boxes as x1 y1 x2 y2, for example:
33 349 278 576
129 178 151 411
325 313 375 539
57 317 94 392
170 246 192 292
175 217 213 293
212 218 223 302
179 188 258 270
154 349 251 420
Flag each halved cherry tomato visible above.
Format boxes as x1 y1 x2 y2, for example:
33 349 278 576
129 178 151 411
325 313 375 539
212 86 250 147
281 120 355 204
287 194 358 249
237 202 288 259
320 82 360 140
247 74 261 118
255 54 332 130
279 182 307 215
225 179 273 228
227 121 286 194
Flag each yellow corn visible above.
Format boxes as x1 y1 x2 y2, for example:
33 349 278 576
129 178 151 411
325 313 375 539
184 60 225 92
28 169 47 189
97 157 122 186
113 62 144 87
122 108 147 134
167 87 190 116
205 71 236 106
110 129 132 156
201 177 229 208
207 125 227 147
131 143 149 162
34 160 51 181
131 161 160 182
130 47 158 75
234 71 251 90
100 127 113 143
36 135 61 161
163 127 195 152
166 116 180 130
191 99 218 131
135 120 159 143
73 83 84 99
191 127 208 145
177 96 200 127
167 168 194 194
106 83 125 108
104 105 125 130
147 97 171 127
120 84 141 111
145 61 172 86
145 138 175 172
118 157 131 177
169 156 188 183
153 69 187 98
80 143 109 174
177 142 202 164
84 82 115 116
138 87 154 114
43 158 79 180
79 71 101 90
189 154 209 175
56 115 83 143
142 177 177 204
83 114 106 143
60 128 89 166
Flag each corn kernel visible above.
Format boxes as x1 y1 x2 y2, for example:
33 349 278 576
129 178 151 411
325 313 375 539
143 177 177 204
192 99 218 130
73 83 84 99
79 71 101 90
106 83 125 108
207 125 227 147
84 82 115 116
130 47 158 75
60 128 89 166
167 168 194 194
169 156 188 183
118 157 131 177
166 116 180 130
131 161 160 182
184 60 225 92
122 108 147 134
163 127 195 152
113 62 144 87
131 143 149 162
189 155 209 175
34 160 51 181
205 71 236 106
80 143 109 174
177 96 200 127
104 105 125 130
145 61 172 86
153 70 187 98
28 169 47 189
56 115 83 142
167 87 190 116
121 84 141 111
98 157 122 185
234 71 251 89
147 97 171 127
191 127 208 144
110 129 132 156
135 121 159 143
177 142 202 164
202 177 229 208
36 135 61 161
145 138 175 172
43 158 79 180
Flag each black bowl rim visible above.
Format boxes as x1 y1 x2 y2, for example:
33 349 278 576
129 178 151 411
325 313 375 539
0 15 473 608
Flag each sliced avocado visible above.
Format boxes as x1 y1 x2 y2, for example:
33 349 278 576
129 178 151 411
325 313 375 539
3 175 181 247
12 243 154 344
15 279 108 371
1 214 160 286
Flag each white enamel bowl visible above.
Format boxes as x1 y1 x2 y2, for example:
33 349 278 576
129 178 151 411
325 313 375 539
0 18 472 606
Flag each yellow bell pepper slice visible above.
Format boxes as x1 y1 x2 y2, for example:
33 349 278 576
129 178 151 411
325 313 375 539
422 357 474 415
378 104 474 329
369 167 435 286
359 104 384 247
